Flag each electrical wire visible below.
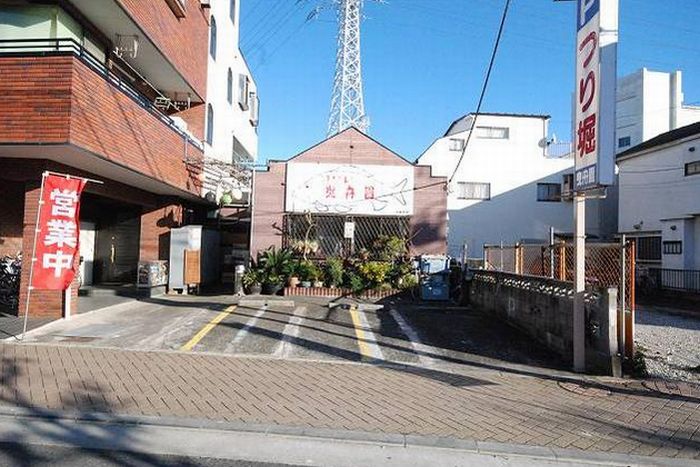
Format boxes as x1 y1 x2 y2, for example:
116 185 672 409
448 0 511 184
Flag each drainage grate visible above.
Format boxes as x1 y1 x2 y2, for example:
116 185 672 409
642 380 700 398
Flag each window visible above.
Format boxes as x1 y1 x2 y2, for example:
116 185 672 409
227 68 233 104
685 161 700 176
209 17 217 60
249 92 259 127
475 126 509 139
230 0 236 23
457 182 490 200
206 104 214 145
618 136 631 148
448 138 465 151
636 236 662 262
238 73 250 110
537 183 562 202
663 241 682 255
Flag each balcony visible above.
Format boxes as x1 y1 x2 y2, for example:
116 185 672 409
0 38 204 200
545 141 574 158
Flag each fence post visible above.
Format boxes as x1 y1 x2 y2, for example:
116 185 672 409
606 287 622 377
482 243 487 270
549 227 555 279
619 235 626 358
558 242 566 281
500 241 504 272
625 240 636 360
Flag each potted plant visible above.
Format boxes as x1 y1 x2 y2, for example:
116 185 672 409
325 257 343 289
258 247 293 294
310 262 324 288
242 268 262 295
297 260 314 288
287 261 300 288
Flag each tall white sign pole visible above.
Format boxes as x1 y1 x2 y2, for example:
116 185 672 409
572 0 618 372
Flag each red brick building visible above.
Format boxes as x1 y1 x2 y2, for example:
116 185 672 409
0 0 211 317
251 128 447 258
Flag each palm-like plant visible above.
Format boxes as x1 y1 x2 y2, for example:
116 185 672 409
258 247 294 284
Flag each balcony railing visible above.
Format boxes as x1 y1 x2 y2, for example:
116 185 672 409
545 141 573 158
645 267 700 294
0 37 203 151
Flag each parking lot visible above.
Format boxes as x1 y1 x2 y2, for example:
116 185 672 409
19 293 566 372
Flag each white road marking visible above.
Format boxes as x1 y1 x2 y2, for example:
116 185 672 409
224 305 267 353
273 306 306 358
389 308 438 367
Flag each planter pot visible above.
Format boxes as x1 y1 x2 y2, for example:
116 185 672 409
248 283 262 295
301 281 312 288
313 280 324 288
288 276 300 288
262 282 283 295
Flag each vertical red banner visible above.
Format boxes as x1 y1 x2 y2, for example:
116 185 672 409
31 175 87 290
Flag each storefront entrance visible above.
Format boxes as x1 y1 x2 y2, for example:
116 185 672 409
80 194 141 285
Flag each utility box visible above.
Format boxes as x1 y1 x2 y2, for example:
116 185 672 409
169 226 220 291
419 255 450 301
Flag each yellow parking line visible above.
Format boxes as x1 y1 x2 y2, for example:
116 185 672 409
180 305 236 351
349 304 373 359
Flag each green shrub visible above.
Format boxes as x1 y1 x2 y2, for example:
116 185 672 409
398 273 418 290
357 261 392 288
346 272 365 293
242 268 263 288
325 257 344 287
373 235 407 261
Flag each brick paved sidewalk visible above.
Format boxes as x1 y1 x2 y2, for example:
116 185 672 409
1 343 699 460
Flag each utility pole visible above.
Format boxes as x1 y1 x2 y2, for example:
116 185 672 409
327 0 368 135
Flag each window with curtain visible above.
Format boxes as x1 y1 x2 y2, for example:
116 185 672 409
238 73 249 110
457 182 490 200
227 68 233 104
209 17 217 60
206 104 214 145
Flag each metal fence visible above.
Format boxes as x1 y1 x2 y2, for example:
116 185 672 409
483 241 636 313
282 214 410 259
644 268 700 294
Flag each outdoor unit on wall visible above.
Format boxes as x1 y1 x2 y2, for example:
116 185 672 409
200 0 211 7
562 173 574 200
221 189 251 207
238 74 250 110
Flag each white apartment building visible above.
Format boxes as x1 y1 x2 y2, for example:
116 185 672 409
618 122 700 271
617 68 700 154
202 0 259 203
417 113 612 259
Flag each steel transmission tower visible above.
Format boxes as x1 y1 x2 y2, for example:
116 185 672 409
327 0 368 136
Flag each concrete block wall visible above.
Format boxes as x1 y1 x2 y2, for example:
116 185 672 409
469 270 619 375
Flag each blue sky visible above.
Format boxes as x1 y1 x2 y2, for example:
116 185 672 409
241 0 700 163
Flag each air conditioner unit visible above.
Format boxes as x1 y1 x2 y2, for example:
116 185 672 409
200 0 211 7
562 173 574 200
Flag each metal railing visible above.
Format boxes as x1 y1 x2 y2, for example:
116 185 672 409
0 37 203 151
645 268 700 293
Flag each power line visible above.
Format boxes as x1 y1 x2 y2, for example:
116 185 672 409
448 0 511 184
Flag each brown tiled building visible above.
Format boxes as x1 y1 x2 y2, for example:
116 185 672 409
251 128 447 258
0 0 212 317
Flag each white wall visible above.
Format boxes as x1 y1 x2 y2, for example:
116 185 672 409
417 114 589 258
616 69 700 154
204 0 258 164
618 134 700 269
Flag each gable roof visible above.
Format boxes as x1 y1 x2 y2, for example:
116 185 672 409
280 126 413 166
617 121 700 159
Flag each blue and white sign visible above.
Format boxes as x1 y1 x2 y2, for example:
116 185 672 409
573 0 617 192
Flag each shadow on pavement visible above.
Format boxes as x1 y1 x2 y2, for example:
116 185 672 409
0 357 198 467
